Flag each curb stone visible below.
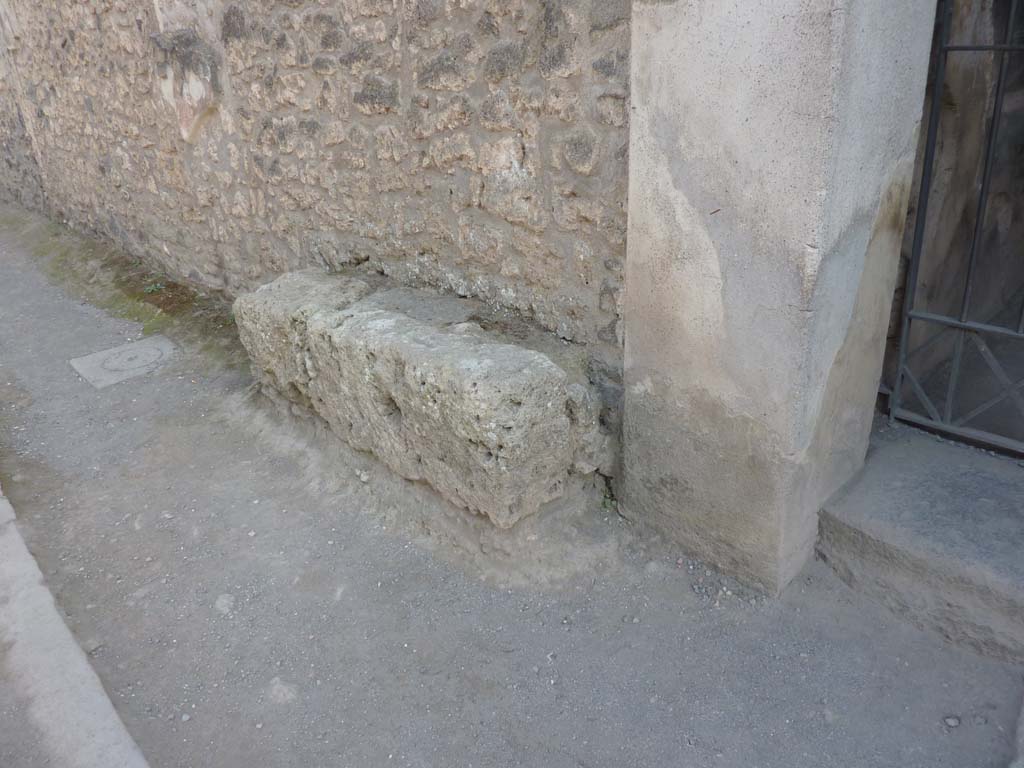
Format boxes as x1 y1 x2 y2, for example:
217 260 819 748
0 483 150 768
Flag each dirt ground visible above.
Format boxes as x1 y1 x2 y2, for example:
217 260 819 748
1 208 1022 768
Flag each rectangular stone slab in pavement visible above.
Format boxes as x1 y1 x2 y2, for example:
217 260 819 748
69 335 177 389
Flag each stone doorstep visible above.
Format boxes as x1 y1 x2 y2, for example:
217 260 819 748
817 425 1024 664
233 269 609 529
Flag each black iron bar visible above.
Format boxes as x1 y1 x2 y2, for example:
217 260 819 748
954 369 1024 426
892 0 953 423
909 309 1024 339
970 333 1024 418
958 0 1018 325
894 408 1024 455
945 44 1024 51
893 0 1024 455
905 322 956 362
905 367 943 421
944 329 967 421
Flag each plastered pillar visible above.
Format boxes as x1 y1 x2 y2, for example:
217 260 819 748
622 0 937 592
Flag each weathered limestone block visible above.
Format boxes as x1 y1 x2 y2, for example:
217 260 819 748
234 270 604 528
233 269 373 402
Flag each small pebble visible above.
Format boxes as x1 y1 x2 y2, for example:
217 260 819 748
944 716 960 728
181 714 190 722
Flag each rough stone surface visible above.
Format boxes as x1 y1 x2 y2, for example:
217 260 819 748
818 423 1024 664
621 0 936 593
0 46 43 212
234 269 606 528
231 269 374 399
0 0 628 363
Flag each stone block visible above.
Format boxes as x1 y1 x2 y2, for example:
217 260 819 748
234 270 604 528
234 270 373 404
353 75 398 114
818 427 1024 663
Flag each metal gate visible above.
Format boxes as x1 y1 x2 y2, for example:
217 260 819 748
892 0 1024 454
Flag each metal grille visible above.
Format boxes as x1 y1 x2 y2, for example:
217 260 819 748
892 0 1024 455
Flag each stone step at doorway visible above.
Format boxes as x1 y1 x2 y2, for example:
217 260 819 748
817 421 1024 663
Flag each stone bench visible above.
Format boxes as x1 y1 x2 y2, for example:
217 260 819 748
234 270 607 528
